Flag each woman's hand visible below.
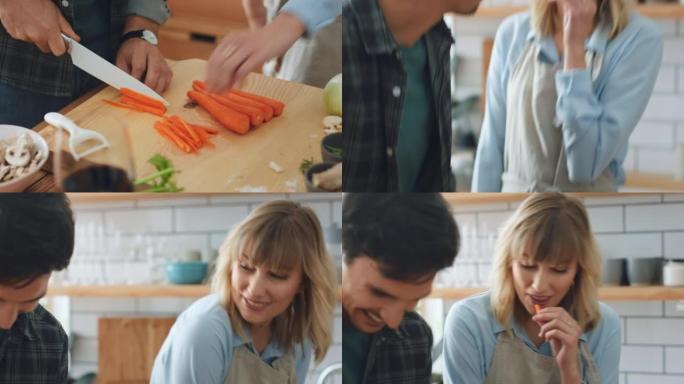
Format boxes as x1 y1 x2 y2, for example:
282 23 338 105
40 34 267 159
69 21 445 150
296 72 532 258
533 307 583 384
551 0 597 70
205 12 305 93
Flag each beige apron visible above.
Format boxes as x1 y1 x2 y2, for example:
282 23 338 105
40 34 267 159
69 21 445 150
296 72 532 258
265 0 341 88
225 344 296 384
501 42 615 192
484 331 602 384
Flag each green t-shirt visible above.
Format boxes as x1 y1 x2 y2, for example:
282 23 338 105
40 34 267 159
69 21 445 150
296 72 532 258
396 37 436 192
342 321 372 384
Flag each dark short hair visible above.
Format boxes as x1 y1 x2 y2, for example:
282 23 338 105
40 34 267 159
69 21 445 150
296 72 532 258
0 193 75 286
343 193 459 281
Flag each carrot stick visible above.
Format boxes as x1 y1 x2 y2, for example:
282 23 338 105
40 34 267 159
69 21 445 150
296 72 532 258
121 95 166 114
160 119 194 146
169 115 201 146
120 88 167 111
230 89 285 116
190 124 218 135
192 124 215 148
104 99 165 117
187 91 250 135
154 123 192 153
534 304 542 315
192 82 264 126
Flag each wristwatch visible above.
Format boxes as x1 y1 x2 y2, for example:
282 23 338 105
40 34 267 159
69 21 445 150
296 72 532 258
120 29 159 46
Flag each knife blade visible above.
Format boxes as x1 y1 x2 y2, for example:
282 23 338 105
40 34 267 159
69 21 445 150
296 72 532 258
62 34 169 106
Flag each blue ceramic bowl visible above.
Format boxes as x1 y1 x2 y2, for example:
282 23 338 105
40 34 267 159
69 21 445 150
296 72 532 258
166 261 208 284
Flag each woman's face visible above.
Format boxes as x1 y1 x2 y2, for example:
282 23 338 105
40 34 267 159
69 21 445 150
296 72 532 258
231 253 304 328
511 251 578 316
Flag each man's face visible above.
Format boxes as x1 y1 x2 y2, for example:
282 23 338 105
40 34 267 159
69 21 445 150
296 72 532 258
446 0 482 15
0 274 50 330
342 255 434 333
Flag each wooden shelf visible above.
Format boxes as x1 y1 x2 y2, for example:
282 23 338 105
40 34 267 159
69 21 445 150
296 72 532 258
624 172 684 191
431 286 684 300
48 284 210 298
48 285 684 301
440 192 651 205
472 4 684 19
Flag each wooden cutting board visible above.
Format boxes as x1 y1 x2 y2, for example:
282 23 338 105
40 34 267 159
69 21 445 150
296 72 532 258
37 59 328 192
98 317 176 384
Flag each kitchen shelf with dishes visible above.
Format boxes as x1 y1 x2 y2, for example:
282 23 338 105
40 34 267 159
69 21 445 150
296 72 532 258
472 4 684 19
46 284 684 300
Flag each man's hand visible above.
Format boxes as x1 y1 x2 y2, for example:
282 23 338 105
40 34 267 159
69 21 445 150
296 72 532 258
116 39 172 94
0 0 80 56
115 16 172 94
205 12 305 93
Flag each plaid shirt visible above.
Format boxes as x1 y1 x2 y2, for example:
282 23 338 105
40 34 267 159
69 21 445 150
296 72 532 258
342 0 454 192
0 305 69 384
0 0 170 97
362 312 433 384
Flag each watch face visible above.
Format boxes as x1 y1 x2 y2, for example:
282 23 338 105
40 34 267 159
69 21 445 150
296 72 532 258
142 30 158 46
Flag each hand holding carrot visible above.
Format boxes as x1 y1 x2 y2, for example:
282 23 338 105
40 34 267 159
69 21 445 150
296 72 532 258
533 306 582 383
205 12 306 92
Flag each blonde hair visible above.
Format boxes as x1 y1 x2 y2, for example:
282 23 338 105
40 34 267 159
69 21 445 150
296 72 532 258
531 0 629 40
212 200 337 362
490 193 602 332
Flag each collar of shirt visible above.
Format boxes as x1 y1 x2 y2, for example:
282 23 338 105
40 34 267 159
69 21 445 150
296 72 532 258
231 323 286 362
491 313 589 355
526 22 611 65
349 0 453 56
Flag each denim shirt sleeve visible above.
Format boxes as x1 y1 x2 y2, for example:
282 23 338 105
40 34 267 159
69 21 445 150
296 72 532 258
443 299 489 384
126 0 171 24
472 16 519 192
555 18 663 184
150 310 232 384
588 303 621 384
280 0 341 35
294 341 314 384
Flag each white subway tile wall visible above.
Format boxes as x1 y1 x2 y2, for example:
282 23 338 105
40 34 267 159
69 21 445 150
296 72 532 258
447 12 684 181
65 194 342 384
436 194 684 381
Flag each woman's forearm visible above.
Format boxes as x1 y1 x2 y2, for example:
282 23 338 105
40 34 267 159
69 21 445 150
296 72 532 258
242 0 267 29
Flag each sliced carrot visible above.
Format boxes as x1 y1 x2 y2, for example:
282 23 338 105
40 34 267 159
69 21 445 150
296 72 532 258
187 91 250 135
161 119 198 152
172 115 202 146
104 99 165 117
534 304 542 315
120 88 167 112
155 123 192 153
191 124 215 148
192 82 264 126
121 95 166 114
190 124 218 135
230 89 285 116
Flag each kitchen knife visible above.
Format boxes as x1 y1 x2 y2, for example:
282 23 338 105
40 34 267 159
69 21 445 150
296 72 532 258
62 34 169 106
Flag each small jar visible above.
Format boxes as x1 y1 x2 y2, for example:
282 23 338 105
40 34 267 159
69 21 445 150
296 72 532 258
663 260 684 286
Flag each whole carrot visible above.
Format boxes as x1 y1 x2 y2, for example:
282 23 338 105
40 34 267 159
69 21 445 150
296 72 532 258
230 89 285 116
192 82 264 126
187 91 250 135
193 80 273 121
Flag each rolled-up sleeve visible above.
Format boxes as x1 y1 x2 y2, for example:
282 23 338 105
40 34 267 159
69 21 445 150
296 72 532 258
280 0 341 35
472 17 516 192
126 0 171 24
555 20 663 184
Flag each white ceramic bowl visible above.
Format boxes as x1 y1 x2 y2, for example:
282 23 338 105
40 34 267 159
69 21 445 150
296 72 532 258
0 125 49 192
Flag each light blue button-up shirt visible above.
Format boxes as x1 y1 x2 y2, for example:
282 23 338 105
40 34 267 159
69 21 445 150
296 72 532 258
150 294 312 384
280 0 341 34
472 12 663 192
442 292 621 384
